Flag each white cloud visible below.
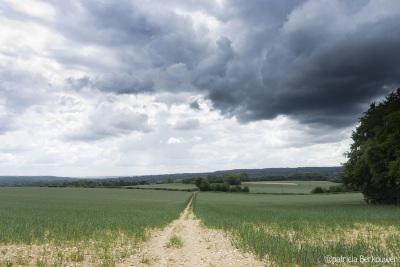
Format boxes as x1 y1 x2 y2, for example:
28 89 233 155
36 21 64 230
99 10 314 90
0 17 62 55
63 96 152 142
4 0 56 21
167 137 182 144
174 8 220 34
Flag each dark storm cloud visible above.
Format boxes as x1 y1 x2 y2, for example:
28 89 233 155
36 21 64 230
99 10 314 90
96 73 155 94
189 100 200 110
49 0 207 67
196 36 233 78
6 0 398 130
202 0 400 127
252 10 400 127
52 0 208 95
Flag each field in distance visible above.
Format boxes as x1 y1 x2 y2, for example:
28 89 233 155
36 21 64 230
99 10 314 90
242 180 338 194
132 181 338 194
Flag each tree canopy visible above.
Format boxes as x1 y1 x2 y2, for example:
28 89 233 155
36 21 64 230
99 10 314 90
342 88 400 205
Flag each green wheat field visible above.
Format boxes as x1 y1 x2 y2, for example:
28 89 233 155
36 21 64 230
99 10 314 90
194 192 400 266
0 187 191 266
0 186 399 266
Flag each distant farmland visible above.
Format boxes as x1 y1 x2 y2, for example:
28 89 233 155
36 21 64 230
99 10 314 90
242 180 339 194
131 180 338 194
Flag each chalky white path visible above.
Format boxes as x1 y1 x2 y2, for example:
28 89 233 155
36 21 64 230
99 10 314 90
121 193 267 267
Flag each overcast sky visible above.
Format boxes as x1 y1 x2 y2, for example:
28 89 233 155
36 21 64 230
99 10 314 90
1 0 399 176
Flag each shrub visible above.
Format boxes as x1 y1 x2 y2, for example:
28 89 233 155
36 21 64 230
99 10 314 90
311 187 326 194
230 186 243 192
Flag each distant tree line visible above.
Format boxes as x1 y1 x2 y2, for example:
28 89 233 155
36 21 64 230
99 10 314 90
130 187 195 192
45 179 145 188
182 173 250 192
311 184 359 194
253 172 340 182
182 172 340 184
182 173 248 185
0 176 74 186
195 178 250 192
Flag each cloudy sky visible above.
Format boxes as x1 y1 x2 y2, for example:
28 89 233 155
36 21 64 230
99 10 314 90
1 0 399 177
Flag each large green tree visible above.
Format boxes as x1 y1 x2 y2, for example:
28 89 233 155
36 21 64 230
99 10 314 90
342 88 400 205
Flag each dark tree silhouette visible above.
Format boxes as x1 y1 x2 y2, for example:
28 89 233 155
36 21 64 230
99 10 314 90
342 89 400 205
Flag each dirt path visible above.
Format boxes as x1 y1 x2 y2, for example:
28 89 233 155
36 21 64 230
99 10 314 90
120 193 267 267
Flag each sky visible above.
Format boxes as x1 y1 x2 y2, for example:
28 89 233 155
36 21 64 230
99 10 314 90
1 0 399 177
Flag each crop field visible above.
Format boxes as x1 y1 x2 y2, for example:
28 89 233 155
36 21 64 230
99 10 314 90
1 187 399 266
0 187 191 266
132 180 336 194
242 180 337 194
193 193 400 266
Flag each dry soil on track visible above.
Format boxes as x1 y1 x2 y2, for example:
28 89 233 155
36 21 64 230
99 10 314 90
120 193 267 267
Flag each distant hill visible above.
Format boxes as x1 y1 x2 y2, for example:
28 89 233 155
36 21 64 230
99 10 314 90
113 166 343 183
213 166 342 177
0 176 75 186
0 167 343 186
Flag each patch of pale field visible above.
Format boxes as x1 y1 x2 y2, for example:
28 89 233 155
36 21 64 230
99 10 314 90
255 223 399 253
0 233 143 267
345 223 400 250
243 182 298 185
